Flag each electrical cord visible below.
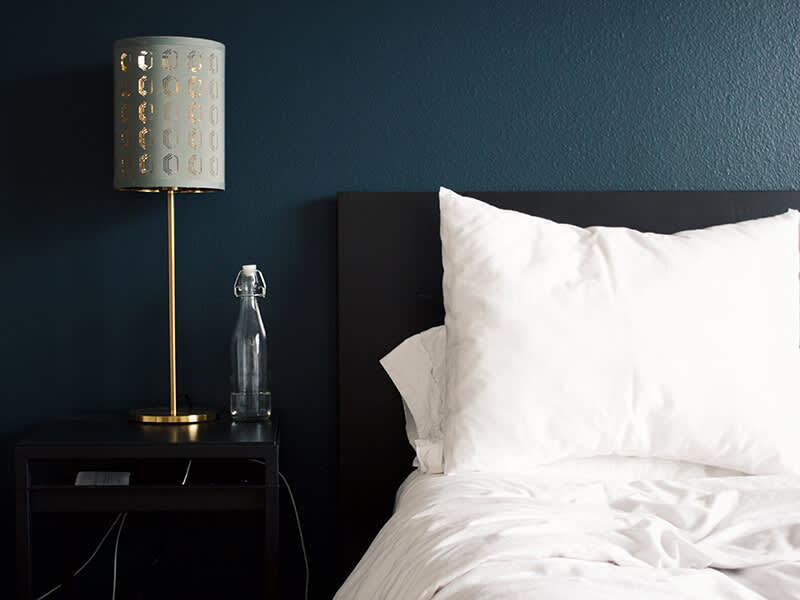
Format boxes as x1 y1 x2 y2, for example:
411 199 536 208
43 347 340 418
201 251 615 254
111 512 128 600
181 458 193 485
178 393 193 412
250 460 309 600
280 471 309 600
35 512 124 600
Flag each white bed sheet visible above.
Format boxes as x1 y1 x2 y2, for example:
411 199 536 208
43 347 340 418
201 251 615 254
335 471 800 599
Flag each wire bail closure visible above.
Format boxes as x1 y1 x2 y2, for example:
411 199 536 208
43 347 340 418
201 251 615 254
234 268 266 298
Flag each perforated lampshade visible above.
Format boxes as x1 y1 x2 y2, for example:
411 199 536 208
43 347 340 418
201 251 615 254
113 36 225 192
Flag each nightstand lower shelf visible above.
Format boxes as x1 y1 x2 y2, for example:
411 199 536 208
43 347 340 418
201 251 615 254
28 485 268 512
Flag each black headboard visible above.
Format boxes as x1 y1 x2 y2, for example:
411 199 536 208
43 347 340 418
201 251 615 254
336 189 800 585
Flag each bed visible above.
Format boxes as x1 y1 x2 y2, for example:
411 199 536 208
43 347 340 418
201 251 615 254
335 188 800 599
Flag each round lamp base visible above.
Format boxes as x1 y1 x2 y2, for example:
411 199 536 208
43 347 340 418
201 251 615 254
129 407 217 424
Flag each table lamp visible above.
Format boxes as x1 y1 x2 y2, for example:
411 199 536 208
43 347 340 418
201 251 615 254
113 36 225 423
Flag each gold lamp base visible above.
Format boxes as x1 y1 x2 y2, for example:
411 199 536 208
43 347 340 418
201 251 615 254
129 407 217 424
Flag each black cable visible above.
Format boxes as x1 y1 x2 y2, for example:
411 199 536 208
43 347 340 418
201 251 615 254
177 393 193 411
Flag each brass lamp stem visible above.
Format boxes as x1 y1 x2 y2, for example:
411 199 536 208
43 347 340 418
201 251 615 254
167 188 177 416
128 187 216 424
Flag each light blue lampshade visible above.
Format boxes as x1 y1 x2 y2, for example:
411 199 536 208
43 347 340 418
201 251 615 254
113 36 225 191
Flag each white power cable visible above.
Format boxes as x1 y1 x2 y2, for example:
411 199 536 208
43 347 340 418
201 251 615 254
250 459 309 600
280 471 310 600
35 512 124 600
181 458 193 486
111 512 128 600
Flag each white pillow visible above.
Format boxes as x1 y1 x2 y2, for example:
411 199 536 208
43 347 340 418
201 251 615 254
381 325 743 479
439 187 800 475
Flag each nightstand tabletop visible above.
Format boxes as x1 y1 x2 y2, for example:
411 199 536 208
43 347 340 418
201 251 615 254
16 412 279 459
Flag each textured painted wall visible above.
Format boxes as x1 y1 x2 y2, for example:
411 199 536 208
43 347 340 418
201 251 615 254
3 1 800 597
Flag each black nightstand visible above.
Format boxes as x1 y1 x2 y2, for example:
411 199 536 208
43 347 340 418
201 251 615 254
15 413 279 599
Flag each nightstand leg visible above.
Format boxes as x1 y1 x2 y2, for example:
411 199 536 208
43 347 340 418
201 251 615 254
266 481 278 597
15 489 31 600
15 452 31 600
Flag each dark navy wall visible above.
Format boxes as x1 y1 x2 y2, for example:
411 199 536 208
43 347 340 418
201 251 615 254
3 1 800 597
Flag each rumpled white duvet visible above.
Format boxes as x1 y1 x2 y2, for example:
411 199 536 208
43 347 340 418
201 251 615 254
335 471 800 599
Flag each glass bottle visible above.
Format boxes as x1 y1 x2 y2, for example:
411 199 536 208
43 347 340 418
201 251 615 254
230 264 271 421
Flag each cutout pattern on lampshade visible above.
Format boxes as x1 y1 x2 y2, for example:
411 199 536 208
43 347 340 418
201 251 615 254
113 36 225 191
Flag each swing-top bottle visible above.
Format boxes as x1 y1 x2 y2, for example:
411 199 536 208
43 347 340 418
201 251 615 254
230 264 271 421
